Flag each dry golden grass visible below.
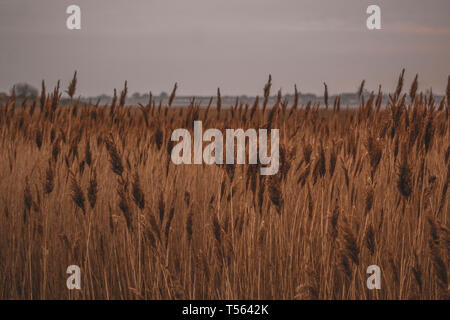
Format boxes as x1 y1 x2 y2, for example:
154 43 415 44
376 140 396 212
0 73 448 299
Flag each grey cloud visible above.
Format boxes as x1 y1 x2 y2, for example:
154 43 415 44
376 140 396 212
0 0 449 96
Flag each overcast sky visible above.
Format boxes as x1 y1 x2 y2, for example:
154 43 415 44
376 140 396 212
0 0 449 96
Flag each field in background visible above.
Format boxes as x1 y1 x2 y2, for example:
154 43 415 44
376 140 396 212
0 73 448 299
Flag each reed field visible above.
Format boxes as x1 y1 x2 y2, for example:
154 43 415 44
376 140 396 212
0 72 448 300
